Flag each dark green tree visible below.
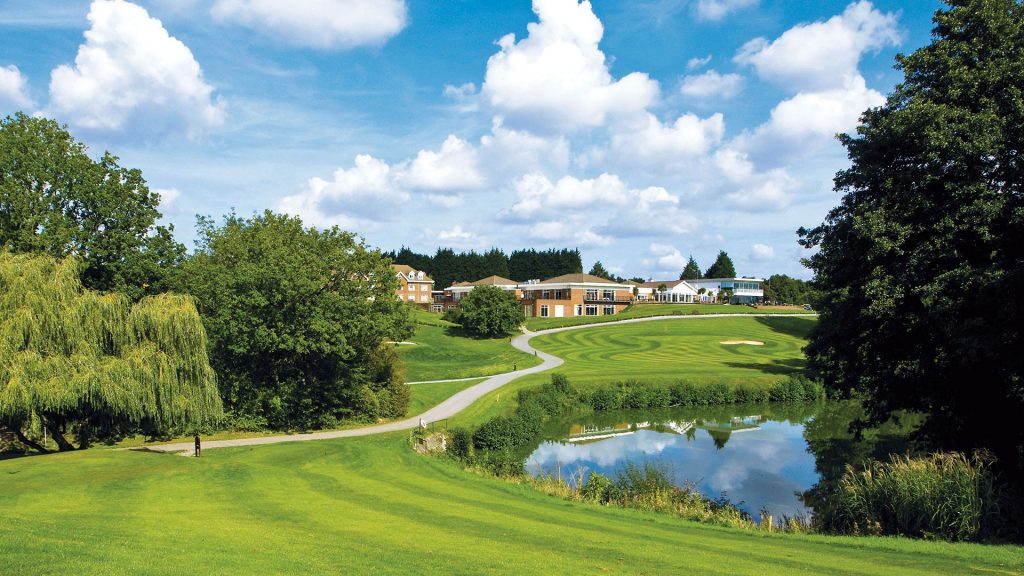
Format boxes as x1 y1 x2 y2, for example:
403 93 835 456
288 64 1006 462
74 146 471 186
180 211 412 429
704 251 736 279
0 252 221 451
456 285 525 338
799 0 1024 475
679 256 702 280
588 261 610 279
0 113 185 301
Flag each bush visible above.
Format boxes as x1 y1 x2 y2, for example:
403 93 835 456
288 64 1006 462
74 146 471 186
580 472 613 502
588 386 621 411
448 427 473 461
816 451 1005 541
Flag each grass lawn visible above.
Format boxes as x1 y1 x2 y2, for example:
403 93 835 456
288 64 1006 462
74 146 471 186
407 378 485 415
2 433 1021 576
524 303 811 330
449 315 815 428
398 313 541 381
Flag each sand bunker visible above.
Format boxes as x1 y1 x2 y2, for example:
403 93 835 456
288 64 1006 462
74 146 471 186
720 340 764 346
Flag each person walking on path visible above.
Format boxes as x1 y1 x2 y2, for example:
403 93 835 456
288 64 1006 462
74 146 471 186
194 434 201 457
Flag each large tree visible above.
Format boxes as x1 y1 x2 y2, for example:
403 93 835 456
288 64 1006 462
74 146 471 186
0 252 221 451
456 285 525 338
180 211 412 429
0 113 185 301
704 250 736 279
679 256 702 281
799 0 1024 475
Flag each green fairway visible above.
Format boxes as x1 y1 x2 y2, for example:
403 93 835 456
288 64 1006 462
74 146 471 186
398 313 541 381
524 303 811 330
530 315 812 387
2 434 1020 576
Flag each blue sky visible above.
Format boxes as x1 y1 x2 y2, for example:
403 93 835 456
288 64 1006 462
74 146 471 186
0 0 944 280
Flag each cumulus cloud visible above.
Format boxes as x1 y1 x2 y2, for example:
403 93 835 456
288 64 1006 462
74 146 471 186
598 186 700 237
401 135 486 191
529 220 614 247
680 70 743 99
715 148 795 211
686 55 712 70
611 112 724 166
425 194 464 208
695 0 758 22
153 187 181 214
731 1 899 165
0 65 32 111
211 0 407 49
277 154 409 228
48 0 224 138
750 243 774 262
649 243 688 272
506 172 627 220
482 0 658 133
735 1 899 91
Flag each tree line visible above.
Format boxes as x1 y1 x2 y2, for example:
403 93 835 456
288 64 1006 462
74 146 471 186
384 246 583 289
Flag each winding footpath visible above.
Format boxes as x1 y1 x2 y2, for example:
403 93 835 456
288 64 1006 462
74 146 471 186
142 313 815 454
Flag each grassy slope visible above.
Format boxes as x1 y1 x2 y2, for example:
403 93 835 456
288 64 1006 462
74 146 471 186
525 303 810 330
407 378 485 415
398 309 541 381
2 434 1021 576
448 316 815 428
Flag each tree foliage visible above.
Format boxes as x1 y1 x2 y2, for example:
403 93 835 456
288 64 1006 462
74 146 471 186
679 256 702 280
704 251 736 279
588 261 610 279
385 246 582 287
180 211 413 429
455 285 525 338
0 113 185 301
799 0 1024 475
0 252 221 451
763 274 820 305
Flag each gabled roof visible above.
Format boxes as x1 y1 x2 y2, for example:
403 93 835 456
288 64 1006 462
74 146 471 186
390 263 433 282
472 275 518 286
641 279 691 289
539 273 625 285
449 281 474 288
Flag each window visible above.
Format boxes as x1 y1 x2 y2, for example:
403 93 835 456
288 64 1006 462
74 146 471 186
575 304 583 316
420 295 427 302
421 284 428 291
407 294 414 301
542 290 551 299
431 305 443 313
603 305 615 316
603 289 614 300
585 289 598 300
585 305 598 316
540 305 549 317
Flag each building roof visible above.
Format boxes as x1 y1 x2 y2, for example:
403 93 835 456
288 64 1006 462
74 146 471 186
449 281 474 288
539 273 627 285
390 263 434 282
640 279 690 289
472 275 518 286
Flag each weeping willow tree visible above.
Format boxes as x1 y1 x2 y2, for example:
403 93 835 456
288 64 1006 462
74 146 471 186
0 252 221 451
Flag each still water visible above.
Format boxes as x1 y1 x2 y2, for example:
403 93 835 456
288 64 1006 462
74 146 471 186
525 401 908 518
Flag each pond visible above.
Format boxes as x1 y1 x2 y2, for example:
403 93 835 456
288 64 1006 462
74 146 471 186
525 400 913 519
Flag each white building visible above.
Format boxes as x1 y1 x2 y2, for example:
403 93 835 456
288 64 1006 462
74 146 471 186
688 278 764 304
637 279 699 303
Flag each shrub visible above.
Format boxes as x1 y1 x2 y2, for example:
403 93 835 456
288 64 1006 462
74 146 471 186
588 386 621 411
448 427 473 461
580 472 612 502
670 382 699 406
816 451 1005 541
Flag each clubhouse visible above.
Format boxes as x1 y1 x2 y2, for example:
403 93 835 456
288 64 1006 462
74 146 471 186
425 272 765 317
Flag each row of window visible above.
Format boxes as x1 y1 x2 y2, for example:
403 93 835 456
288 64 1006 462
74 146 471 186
406 294 428 302
539 304 616 317
402 283 430 291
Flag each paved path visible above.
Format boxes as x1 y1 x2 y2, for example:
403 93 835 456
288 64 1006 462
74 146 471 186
141 313 815 454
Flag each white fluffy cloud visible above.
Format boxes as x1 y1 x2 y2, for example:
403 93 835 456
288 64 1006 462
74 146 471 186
735 0 899 91
680 70 743 99
750 243 774 262
211 0 407 49
648 243 688 272
507 172 627 219
731 1 899 165
686 55 712 70
402 135 486 191
529 220 613 247
611 112 724 166
278 154 410 228
715 148 795 211
153 187 181 213
0 65 31 111
48 0 224 137
482 0 658 132
695 0 758 22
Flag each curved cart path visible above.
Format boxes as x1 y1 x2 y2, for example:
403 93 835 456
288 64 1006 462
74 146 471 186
142 313 815 454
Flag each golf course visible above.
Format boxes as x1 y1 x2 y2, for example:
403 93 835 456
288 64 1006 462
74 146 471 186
3 312 1023 575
